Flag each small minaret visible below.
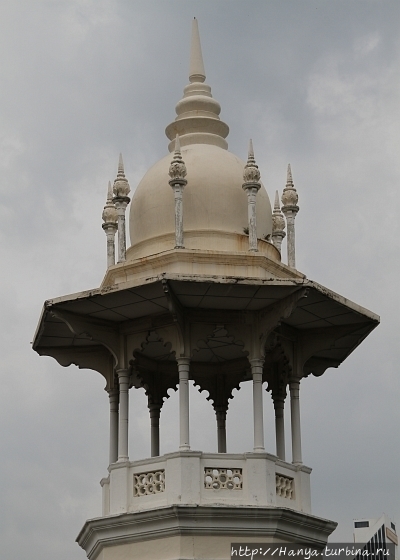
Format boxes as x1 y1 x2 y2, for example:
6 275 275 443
102 181 118 268
112 154 131 263
271 190 286 254
281 164 299 268
242 139 261 252
169 134 187 249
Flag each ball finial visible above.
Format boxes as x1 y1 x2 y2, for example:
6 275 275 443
113 154 131 198
169 135 188 184
243 139 261 185
102 181 118 224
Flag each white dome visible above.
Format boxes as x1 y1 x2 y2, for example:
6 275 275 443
127 143 273 260
126 18 275 262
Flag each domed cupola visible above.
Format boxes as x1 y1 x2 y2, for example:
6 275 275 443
127 18 275 262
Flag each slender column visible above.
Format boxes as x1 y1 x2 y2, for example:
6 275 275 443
247 188 259 251
177 357 190 450
114 199 129 262
102 181 118 268
108 387 119 464
281 164 299 268
149 403 161 457
250 358 265 452
285 213 296 267
117 369 130 462
173 187 184 248
290 378 302 465
242 140 261 252
169 135 187 249
273 395 286 461
215 407 227 453
103 224 117 267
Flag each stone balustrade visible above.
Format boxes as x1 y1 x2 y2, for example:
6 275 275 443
100 451 311 517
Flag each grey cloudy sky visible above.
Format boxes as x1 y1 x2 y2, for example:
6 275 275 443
0 1 399 558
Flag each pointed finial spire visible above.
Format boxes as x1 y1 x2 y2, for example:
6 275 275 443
249 138 254 158
281 163 298 208
165 18 229 151
113 153 130 198
286 163 294 186
274 190 280 211
107 179 113 201
243 139 261 185
118 153 124 176
174 133 181 154
169 134 187 184
189 17 206 83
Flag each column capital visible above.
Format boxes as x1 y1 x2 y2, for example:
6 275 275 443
249 358 264 373
273 394 285 408
102 222 118 233
176 357 190 367
108 388 119 409
148 403 162 415
113 196 130 209
289 377 301 389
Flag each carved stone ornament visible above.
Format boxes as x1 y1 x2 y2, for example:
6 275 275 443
169 135 187 184
169 160 187 181
102 181 118 224
281 187 298 207
281 164 298 209
113 154 131 198
272 190 285 233
272 213 286 233
243 140 261 185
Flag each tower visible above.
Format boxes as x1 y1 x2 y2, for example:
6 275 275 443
33 19 379 560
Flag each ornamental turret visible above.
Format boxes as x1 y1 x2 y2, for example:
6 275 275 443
102 181 118 268
168 134 187 249
242 140 261 252
271 190 286 253
112 154 130 263
281 163 299 268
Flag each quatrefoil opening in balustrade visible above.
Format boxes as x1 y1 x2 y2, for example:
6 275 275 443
204 468 243 490
133 470 165 497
